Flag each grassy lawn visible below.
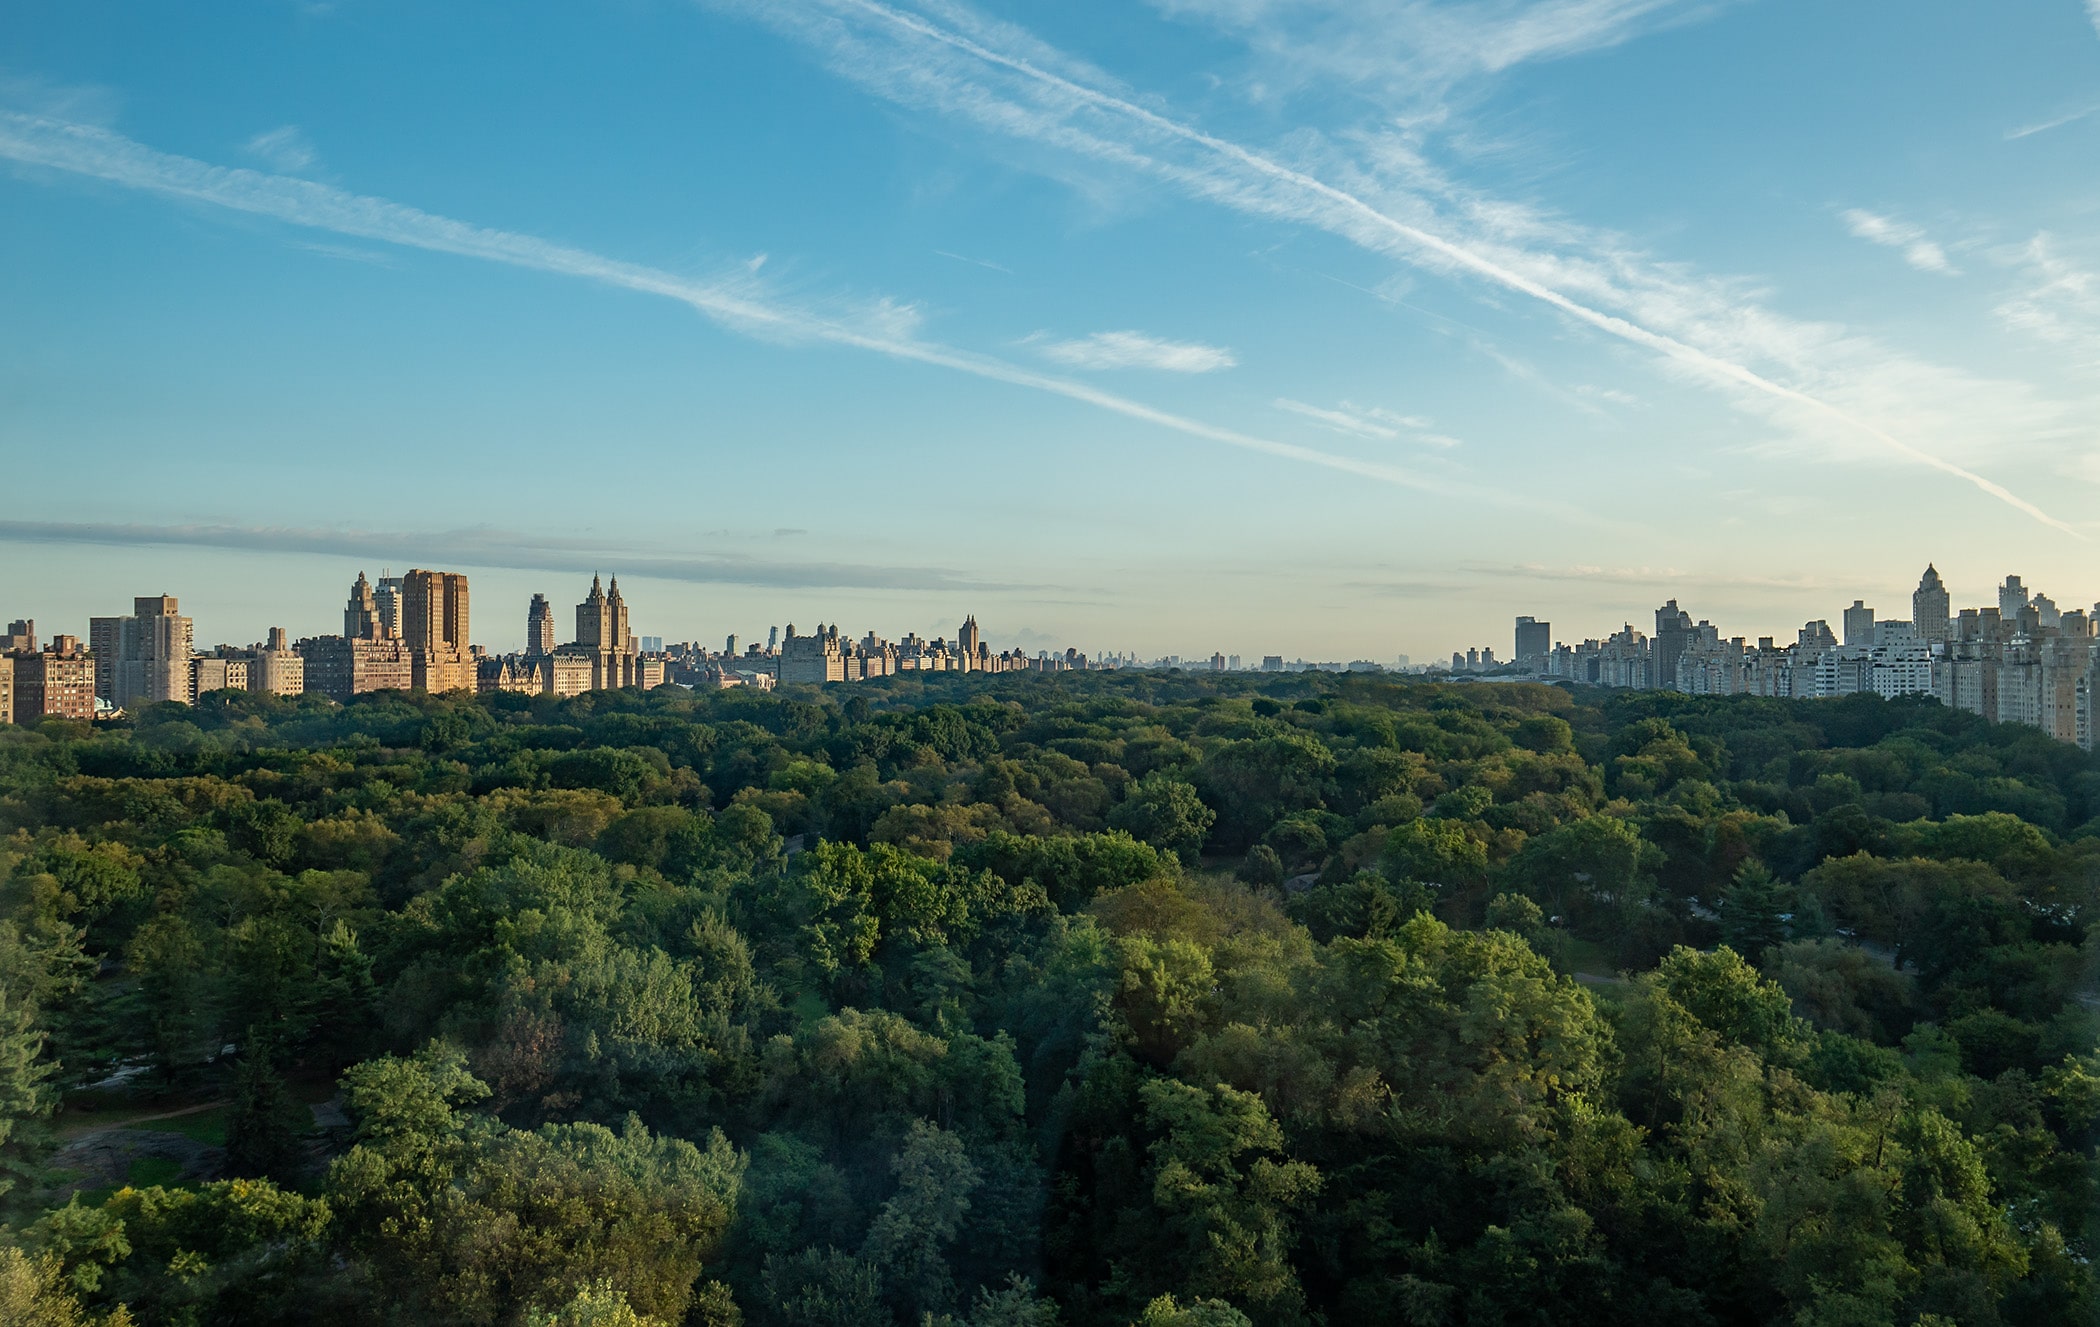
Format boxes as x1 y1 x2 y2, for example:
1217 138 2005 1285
153 1106 230 1147
56 1100 230 1144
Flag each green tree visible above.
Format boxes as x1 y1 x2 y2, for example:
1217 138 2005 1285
1122 1079 1320 1321
862 1120 981 1320
761 1248 883 1327
1379 817 1487 890
1110 778 1217 865
124 915 218 1086
1238 845 1283 888
523 1280 668 1327
224 1052 310 1182
1501 814 1659 943
1718 859 1793 962
1132 1296 1252 1327
0 989 55 1196
0 1247 133 1327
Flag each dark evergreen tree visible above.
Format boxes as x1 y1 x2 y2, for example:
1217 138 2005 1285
224 1045 309 1182
1718 858 1793 962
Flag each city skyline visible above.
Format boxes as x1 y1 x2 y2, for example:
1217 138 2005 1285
7 3 2100 650
13 556 2100 680
8 555 2100 669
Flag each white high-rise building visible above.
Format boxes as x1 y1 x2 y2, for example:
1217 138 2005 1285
374 573 405 639
1869 643 1934 699
113 595 194 709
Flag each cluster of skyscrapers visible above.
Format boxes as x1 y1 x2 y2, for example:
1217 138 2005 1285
656 615 1110 690
0 597 303 725
0 568 1114 723
1483 567 2100 750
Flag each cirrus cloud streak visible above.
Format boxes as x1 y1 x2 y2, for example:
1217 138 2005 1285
0 108 1522 506
1032 329 1237 372
712 0 2078 535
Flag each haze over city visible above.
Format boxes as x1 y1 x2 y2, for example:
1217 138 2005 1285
7 1 2100 659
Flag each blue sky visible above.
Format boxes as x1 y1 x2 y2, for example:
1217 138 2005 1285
4 0 2100 661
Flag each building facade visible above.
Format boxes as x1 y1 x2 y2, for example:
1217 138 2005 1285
526 594 556 657
402 569 474 693
114 596 194 709
559 575 644 690
374 574 406 640
88 616 121 704
299 635 414 702
247 627 306 696
1514 616 1551 668
345 572 385 640
192 655 251 697
780 623 848 684
14 641 96 721
1913 565 1951 645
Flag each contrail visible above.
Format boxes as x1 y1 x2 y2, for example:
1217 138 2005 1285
801 0 2078 536
0 109 1516 504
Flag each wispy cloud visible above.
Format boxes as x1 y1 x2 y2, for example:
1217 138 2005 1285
0 519 1032 593
1146 0 1716 105
715 0 2076 534
1032 329 1236 372
2090 0 2100 37
1841 208 1958 275
1339 577 1464 597
1275 398 1454 445
0 108 1492 501
2006 104 2099 140
243 124 316 172
1997 233 2100 373
294 240 393 266
1476 560 1849 593
934 248 1011 273
1276 398 1404 439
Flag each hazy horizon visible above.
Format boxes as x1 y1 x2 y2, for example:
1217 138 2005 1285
7 1 2100 658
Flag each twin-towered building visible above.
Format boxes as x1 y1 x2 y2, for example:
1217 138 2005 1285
295 569 668 701
9 572 1076 720
477 574 664 697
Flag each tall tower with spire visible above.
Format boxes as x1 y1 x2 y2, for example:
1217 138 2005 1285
608 576 631 652
344 572 381 640
1913 565 1951 645
576 574 611 650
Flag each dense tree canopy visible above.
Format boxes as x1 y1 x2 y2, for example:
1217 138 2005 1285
0 673 2095 1325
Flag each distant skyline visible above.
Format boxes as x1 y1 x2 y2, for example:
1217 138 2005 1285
7 554 2091 670
6 2 2100 657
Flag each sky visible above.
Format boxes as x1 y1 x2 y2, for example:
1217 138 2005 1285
4 0 2100 662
